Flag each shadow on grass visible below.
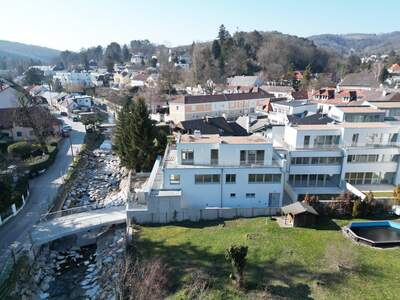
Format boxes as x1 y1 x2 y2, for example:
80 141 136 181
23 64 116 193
143 219 227 229
135 232 383 299
312 217 341 231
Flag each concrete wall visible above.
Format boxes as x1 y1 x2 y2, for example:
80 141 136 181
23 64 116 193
127 207 280 225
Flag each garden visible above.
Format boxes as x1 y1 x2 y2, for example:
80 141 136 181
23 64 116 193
128 216 400 300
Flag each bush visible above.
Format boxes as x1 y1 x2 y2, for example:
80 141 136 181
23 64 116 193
0 177 13 212
8 142 34 160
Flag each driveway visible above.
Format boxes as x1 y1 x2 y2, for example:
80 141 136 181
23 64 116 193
0 116 85 254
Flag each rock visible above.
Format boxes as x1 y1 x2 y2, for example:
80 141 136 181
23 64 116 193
40 281 50 292
85 284 100 298
38 292 49 300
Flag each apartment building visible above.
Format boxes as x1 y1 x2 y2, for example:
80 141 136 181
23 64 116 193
139 134 286 210
272 121 400 200
169 90 274 123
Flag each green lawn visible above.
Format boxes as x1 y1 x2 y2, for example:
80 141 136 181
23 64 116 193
137 217 400 300
371 191 393 198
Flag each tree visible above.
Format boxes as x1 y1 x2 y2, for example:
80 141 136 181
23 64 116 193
122 44 131 62
24 68 44 85
211 40 221 60
379 67 389 83
218 24 230 45
352 199 365 218
158 63 180 95
0 178 13 211
225 245 248 289
393 185 400 205
114 97 164 172
300 65 312 89
7 141 34 160
105 42 123 64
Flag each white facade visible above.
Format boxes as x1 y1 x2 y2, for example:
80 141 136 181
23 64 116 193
141 134 286 210
271 100 317 116
272 122 400 200
53 72 93 88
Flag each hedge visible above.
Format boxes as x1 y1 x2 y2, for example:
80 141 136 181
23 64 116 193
25 144 58 174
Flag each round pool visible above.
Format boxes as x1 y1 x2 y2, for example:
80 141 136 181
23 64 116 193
347 220 400 246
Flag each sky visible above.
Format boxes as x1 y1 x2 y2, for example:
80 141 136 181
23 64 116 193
1 0 400 51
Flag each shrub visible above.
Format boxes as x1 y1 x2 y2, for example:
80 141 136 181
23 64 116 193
0 178 13 212
352 199 365 218
225 244 248 289
7 142 34 160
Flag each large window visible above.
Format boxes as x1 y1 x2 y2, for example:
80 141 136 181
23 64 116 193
289 174 340 187
347 154 393 163
345 172 395 185
210 149 219 165
181 150 194 165
169 174 180 185
225 174 236 184
248 174 281 184
314 135 340 147
195 174 220 184
240 150 264 165
246 193 256 198
291 157 341 165
304 136 310 148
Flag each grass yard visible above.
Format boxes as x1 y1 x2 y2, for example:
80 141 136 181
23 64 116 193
136 217 400 300
371 191 393 198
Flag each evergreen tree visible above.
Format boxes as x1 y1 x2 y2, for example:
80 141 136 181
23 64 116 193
122 44 131 62
211 40 221 60
379 67 389 83
114 97 164 172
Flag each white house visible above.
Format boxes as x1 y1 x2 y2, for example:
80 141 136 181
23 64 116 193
136 133 286 210
53 72 93 88
271 121 400 201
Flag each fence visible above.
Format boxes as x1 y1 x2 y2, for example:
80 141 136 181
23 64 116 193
0 189 30 226
128 206 281 225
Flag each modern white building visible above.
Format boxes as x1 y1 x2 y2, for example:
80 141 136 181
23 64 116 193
137 134 286 210
271 121 400 200
53 72 93 88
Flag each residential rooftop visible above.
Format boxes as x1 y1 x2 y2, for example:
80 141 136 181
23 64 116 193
173 89 274 105
336 106 384 113
369 102 400 109
179 134 268 144
293 122 393 130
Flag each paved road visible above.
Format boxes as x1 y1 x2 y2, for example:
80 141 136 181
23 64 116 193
31 206 126 245
0 116 85 253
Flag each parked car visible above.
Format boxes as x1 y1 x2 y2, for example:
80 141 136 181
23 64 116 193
60 112 68 116
62 125 72 132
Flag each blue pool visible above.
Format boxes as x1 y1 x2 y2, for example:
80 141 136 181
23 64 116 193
348 221 400 246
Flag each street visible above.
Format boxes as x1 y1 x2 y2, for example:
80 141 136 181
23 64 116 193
0 116 85 253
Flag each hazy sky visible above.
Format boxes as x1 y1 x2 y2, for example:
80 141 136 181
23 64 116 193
1 0 400 51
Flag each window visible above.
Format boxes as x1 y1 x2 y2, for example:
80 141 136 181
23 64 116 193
304 136 310 148
226 174 236 184
16 131 22 137
246 193 255 198
195 174 220 184
181 150 194 164
352 133 359 145
230 193 236 198
210 149 218 165
169 174 180 185
269 193 280 207
240 150 264 165
248 174 281 183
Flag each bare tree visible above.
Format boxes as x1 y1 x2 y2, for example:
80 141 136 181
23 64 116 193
118 247 170 300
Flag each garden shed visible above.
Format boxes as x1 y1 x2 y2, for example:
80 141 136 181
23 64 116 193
281 201 319 227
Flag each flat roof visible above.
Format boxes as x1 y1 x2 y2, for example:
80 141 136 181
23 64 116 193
273 100 315 107
337 106 384 113
369 102 400 109
179 134 268 144
294 122 393 130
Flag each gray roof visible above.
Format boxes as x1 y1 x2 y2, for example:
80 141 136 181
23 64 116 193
273 100 314 107
227 75 262 87
281 201 319 216
339 71 380 88
177 90 274 105
260 85 294 93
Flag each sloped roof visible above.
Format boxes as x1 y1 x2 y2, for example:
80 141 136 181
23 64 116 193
281 201 319 216
339 71 379 88
227 75 261 87
287 114 334 125
177 90 274 105
0 107 60 130
177 117 248 136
